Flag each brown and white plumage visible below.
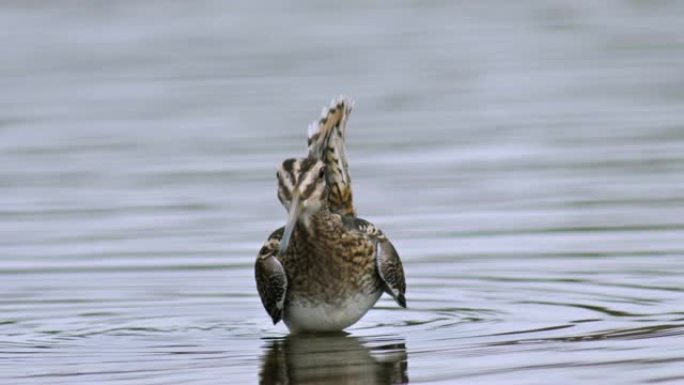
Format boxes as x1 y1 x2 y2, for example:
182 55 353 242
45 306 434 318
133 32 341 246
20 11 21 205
307 97 355 217
343 216 406 308
255 98 406 333
255 227 286 324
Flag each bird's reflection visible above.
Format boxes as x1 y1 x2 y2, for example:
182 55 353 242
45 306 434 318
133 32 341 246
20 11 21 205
259 333 408 385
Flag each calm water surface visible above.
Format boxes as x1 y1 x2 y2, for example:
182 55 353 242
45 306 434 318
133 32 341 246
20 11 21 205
1 1 684 384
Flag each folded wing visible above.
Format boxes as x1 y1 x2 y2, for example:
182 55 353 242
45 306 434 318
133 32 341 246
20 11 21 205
344 217 407 308
255 227 288 324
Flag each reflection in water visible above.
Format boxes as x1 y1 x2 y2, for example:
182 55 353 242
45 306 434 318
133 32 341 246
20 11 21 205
259 334 408 385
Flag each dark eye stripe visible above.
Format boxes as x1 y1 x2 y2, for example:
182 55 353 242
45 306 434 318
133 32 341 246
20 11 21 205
301 165 326 198
278 180 292 201
280 158 299 188
277 165 295 202
300 158 315 173
283 158 296 173
278 158 326 201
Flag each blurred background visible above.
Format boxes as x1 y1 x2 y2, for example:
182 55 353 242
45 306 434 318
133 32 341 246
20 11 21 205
1 1 684 384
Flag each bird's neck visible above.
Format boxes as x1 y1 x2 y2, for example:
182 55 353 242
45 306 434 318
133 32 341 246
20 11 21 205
294 206 335 241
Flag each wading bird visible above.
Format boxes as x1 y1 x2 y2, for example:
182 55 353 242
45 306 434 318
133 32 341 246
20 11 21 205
255 98 406 333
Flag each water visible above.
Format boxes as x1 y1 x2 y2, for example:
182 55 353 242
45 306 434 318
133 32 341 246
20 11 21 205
1 1 684 384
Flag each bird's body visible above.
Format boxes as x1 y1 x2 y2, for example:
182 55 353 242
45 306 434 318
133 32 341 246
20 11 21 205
255 98 406 333
257 212 402 333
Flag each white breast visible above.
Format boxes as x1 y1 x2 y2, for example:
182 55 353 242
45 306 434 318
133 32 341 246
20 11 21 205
284 291 382 333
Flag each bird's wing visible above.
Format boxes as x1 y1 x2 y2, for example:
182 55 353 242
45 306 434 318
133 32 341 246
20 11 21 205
255 227 288 324
375 238 407 308
307 97 355 217
344 216 407 308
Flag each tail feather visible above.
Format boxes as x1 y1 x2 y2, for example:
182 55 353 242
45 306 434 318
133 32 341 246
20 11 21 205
307 97 355 217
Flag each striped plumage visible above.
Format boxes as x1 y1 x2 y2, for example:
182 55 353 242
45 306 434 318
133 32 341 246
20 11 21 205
306 98 355 217
255 98 406 333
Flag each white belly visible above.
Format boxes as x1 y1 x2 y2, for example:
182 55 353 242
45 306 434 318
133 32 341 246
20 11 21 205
283 291 382 333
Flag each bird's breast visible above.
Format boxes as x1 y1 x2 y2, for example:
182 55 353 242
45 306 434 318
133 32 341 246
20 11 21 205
283 290 382 333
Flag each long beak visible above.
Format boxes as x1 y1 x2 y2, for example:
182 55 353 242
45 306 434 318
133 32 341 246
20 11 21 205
279 196 301 256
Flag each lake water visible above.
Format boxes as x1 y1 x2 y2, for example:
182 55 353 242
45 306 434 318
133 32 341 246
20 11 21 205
1 1 684 384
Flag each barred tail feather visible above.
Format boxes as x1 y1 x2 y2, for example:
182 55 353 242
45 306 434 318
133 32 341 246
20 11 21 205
306 96 353 152
307 96 355 217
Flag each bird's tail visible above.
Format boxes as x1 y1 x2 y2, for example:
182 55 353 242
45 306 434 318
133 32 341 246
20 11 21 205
307 97 355 217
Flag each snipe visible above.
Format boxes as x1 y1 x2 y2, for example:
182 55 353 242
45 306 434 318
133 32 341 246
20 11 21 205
255 98 406 333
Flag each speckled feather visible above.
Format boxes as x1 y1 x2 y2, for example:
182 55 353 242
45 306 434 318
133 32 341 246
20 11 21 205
254 228 287 324
282 210 378 305
307 97 355 217
345 217 407 307
256 212 407 327
255 97 406 332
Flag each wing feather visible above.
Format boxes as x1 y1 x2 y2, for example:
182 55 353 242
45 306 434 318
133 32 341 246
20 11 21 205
255 227 288 324
344 217 407 308
376 240 407 308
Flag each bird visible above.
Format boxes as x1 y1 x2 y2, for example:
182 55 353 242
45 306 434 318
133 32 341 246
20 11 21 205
255 97 406 333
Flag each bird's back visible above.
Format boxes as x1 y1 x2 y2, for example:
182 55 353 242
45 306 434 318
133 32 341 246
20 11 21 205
279 210 384 333
280 210 381 304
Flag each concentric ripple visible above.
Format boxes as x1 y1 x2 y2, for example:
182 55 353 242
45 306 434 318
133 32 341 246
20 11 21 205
2 1 684 384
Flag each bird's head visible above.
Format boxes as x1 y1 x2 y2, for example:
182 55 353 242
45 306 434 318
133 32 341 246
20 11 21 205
276 157 328 255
